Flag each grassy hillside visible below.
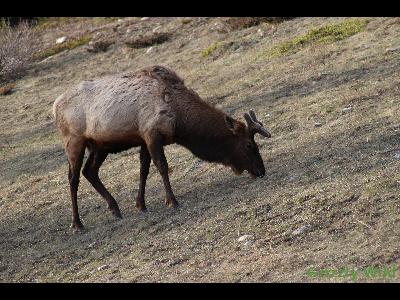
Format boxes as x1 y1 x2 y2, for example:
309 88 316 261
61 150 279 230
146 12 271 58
0 17 399 282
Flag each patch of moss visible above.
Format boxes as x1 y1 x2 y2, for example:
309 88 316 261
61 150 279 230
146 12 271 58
0 17 7 28
33 34 92 61
201 42 223 58
266 19 368 57
91 17 119 25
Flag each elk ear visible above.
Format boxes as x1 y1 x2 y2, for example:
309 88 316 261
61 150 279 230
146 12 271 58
225 116 237 135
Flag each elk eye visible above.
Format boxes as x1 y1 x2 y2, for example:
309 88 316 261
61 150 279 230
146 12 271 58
246 142 252 150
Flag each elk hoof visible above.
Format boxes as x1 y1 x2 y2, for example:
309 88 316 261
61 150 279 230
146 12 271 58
166 199 179 209
111 209 122 219
135 199 147 212
136 205 147 213
70 220 84 231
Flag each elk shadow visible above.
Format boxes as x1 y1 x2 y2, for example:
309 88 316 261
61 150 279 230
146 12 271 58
0 108 398 280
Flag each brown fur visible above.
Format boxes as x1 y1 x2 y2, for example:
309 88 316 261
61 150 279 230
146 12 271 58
53 65 269 229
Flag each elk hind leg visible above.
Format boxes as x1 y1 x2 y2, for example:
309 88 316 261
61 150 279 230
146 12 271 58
82 146 122 218
65 136 86 230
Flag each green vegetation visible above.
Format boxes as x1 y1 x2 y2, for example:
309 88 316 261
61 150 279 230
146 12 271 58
266 19 368 57
91 17 120 25
33 34 92 61
201 42 223 58
0 17 7 28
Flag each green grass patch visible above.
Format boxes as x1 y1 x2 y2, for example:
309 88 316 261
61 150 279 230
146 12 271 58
91 17 120 25
33 34 92 61
266 19 368 57
0 17 7 28
201 42 223 58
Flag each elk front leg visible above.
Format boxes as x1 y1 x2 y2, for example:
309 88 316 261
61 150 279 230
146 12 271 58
146 135 178 208
135 145 151 212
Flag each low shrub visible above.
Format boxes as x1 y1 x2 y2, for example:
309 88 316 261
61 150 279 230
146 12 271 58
0 21 38 84
125 32 171 49
225 17 295 31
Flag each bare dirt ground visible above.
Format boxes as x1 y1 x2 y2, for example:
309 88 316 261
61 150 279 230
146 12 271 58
0 17 400 282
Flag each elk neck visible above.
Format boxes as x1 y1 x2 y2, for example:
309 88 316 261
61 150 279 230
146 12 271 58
174 101 235 165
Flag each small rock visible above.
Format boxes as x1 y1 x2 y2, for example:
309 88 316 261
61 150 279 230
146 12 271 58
257 28 264 37
235 46 244 52
117 19 123 23
97 265 109 271
342 106 353 114
141 17 149 21
394 151 400 159
152 26 162 33
215 103 223 110
87 242 97 248
314 122 322 127
56 36 67 44
126 28 131 33
40 56 53 63
146 46 153 54
238 234 253 243
243 240 253 248
292 225 312 236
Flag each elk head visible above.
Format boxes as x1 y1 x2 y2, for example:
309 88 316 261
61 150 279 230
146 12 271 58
224 109 272 178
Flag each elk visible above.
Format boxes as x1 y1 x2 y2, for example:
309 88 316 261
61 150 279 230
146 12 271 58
53 65 271 229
